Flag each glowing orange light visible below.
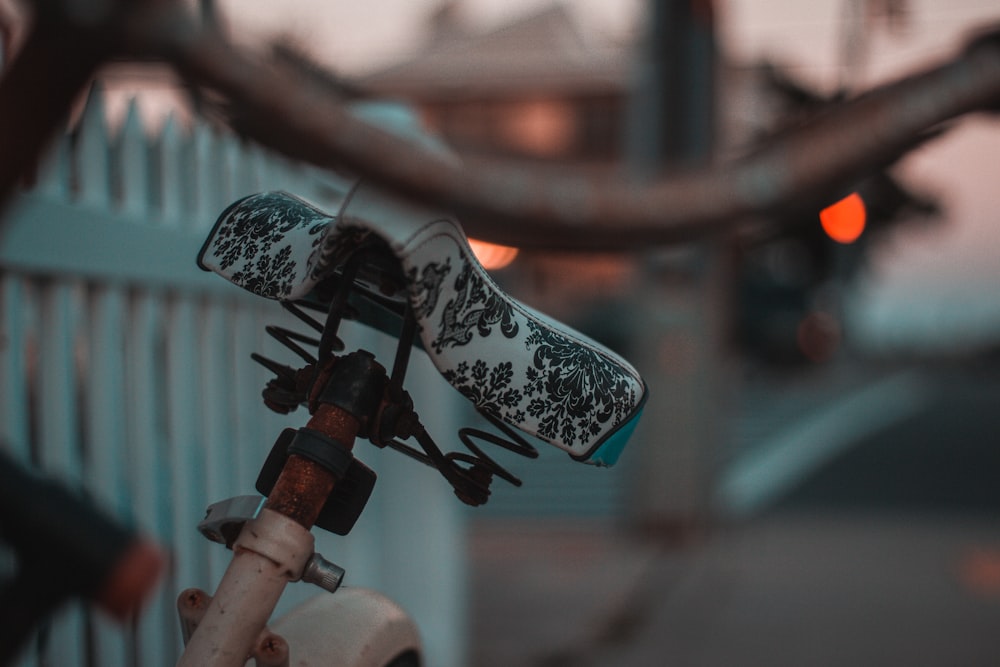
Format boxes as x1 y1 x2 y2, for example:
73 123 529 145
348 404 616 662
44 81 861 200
820 192 866 244
469 239 519 270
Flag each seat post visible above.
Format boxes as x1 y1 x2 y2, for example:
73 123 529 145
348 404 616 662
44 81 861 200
264 403 360 529
179 354 381 666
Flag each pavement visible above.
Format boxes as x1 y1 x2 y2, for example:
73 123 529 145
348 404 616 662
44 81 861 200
467 512 1000 667
466 355 1000 666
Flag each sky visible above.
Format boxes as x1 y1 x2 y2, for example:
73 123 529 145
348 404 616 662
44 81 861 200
213 0 1000 350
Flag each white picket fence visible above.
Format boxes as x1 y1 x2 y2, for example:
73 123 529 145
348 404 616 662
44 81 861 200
0 86 467 667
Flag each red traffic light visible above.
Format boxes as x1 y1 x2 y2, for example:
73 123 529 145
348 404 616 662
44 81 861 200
820 192 866 244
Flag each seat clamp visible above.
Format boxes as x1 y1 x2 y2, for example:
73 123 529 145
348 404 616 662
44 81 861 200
288 428 354 480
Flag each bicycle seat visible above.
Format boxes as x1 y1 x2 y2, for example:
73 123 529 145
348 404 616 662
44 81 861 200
198 186 647 466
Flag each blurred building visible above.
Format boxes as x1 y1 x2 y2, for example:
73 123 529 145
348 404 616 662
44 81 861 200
363 3 630 168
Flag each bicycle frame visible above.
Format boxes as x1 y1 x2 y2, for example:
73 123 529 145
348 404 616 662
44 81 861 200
177 507 422 667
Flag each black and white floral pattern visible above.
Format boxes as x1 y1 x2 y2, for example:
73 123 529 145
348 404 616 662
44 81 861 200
403 235 644 456
410 256 519 354
200 192 330 299
521 320 638 447
199 192 373 300
199 189 646 461
407 258 452 321
442 360 525 426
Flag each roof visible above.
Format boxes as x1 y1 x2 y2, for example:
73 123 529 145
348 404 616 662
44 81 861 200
360 4 632 100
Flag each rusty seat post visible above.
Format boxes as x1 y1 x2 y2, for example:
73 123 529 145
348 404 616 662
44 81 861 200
263 403 360 530
178 351 389 667
262 350 388 531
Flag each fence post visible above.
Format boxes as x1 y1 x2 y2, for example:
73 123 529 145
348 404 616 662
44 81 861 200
75 85 112 208
36 282 87 666
35 124 71 198
192 123 228 227
124 291 177 667
118 98 151 216
83 284 131 667
158 114 185 224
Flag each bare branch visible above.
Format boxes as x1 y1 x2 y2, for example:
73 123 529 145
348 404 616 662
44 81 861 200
3 0 999 251
141 8 1000 250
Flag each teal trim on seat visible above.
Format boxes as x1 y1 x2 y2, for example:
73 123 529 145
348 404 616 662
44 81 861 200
586 406 645 467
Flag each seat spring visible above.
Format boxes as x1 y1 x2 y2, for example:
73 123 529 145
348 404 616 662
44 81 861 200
263 325 319 364
281 301 343 351
249 247 540 505
376 300 540 504
373 410 539 506
455 411 540 487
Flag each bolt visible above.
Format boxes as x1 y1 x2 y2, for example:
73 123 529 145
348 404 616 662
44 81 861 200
254 632 289 667
301 552 346 593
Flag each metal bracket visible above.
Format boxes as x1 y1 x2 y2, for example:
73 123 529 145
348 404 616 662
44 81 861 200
198 495 265 549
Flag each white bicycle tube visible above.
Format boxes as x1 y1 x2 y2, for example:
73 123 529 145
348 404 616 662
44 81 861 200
177 510 315 667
